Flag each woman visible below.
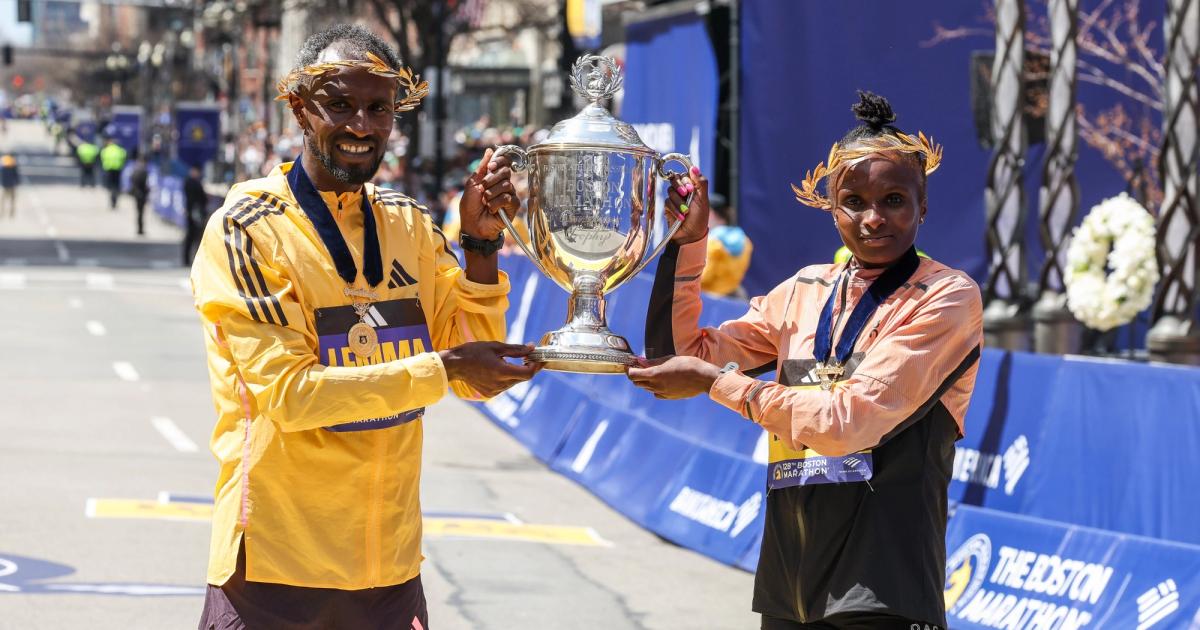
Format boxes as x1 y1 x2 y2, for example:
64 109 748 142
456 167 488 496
628 92 983 629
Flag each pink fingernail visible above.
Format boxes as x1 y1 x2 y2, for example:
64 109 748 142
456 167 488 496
690 166 701 176
676 186 687 196
686 184 695 195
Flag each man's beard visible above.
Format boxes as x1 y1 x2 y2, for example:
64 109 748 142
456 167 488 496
306 135 383 186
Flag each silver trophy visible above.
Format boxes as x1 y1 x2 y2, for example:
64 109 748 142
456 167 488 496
496 55 695 374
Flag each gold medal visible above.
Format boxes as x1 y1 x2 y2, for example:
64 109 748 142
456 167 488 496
348 295 379 358
812 362 845 391
348 321 379 358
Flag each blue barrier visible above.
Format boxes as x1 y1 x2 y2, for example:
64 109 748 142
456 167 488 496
945 504 1200 629
478 254 1200 586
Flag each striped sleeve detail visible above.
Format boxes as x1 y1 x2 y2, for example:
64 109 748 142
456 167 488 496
221 214 288 327
376 191 457 259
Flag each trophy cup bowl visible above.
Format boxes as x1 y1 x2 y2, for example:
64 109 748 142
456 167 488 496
495 55 695 374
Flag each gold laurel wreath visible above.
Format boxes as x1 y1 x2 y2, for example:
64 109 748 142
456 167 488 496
790 132 944 210
275 52 430 114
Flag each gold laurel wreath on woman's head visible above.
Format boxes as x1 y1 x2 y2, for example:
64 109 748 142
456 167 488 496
790 131 943 211
275 52 430 114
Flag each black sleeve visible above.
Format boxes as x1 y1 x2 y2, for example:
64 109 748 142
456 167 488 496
643 241 680 359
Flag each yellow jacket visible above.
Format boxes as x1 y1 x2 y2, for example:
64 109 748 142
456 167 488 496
190 161 509 589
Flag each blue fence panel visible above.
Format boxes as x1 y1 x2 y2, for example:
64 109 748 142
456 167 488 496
946 504 1200 629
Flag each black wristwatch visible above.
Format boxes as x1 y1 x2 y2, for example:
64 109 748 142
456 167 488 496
459 231 505 256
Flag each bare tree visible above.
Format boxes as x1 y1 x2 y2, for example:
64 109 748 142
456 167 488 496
926 0 1165 206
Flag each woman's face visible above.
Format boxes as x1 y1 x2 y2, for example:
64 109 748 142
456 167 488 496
831 152 926 268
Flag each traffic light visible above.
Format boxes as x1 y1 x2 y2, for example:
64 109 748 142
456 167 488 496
2 45 11 67
17 1 32 23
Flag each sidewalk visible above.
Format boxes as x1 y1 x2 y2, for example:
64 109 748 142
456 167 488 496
0 119 186 268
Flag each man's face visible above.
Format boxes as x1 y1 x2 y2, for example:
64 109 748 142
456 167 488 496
831 151 926 268
291 48 395 187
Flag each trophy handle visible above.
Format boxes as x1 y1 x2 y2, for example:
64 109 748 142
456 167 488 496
490 145 553 278
629 152 694 278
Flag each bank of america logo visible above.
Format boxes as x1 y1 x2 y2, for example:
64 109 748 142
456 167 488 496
844 456 863 469
1002 435 1030 495
1136 579 1179 630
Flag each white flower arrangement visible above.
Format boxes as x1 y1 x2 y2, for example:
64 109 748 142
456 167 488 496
1064 193 1160 331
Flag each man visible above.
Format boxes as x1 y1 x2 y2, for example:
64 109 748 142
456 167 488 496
0 152 17 218
75 138 98 187
191 25 536 629
182 165 207 265
128 157 149 236
99 137 127 209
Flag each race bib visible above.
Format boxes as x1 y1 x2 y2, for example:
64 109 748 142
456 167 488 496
767 436 873 489
314 298 432 432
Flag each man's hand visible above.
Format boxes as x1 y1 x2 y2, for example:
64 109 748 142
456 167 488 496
665 166 710 245
460 148 521 241
626 354 722 399
439 341 541 398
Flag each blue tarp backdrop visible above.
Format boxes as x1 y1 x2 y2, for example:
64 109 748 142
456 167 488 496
734 1 1163 297
622 11 718 192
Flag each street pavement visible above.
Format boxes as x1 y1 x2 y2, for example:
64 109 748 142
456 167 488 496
0 120 755 629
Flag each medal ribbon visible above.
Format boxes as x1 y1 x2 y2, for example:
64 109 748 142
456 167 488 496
286 157 383 288
813 246 920 368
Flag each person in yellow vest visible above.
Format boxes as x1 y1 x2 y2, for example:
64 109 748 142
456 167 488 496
76 140 99 188
99 138 127 210
700 192 754 299
191 25 537 629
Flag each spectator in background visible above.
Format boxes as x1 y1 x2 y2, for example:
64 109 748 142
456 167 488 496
0 152 18 219
76 139 98 188
99 137 127 209
129 157 150 236
182 165 207 266
700 192 753 299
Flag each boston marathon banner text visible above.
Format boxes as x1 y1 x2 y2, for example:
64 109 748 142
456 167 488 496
945 504 1200 630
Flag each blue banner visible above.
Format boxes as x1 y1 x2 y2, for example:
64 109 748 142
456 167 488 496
109 106 142 155
175 103 221 168
946 504 1200 630
622 11 718 193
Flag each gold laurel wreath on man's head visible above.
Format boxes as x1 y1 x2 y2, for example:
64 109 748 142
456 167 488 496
790 131 943 211
275 52 430 114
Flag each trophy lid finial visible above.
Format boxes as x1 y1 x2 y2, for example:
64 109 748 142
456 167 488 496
569 54 623 104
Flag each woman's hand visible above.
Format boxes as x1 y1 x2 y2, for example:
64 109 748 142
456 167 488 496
460 148 521 241
626 354 723 399
665 166 710 245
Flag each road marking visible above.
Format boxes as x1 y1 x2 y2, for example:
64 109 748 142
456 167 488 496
112 361 139 382
45 226 57 237
85 498 607 545
424 519 611 547
85 320 106 336
178 278 191 291
67 297 83 309
151 417 199 452
85 273 114 290
0 273 25 290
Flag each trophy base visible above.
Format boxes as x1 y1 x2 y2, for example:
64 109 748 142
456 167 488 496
527 326 637 374
528 347 637 374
